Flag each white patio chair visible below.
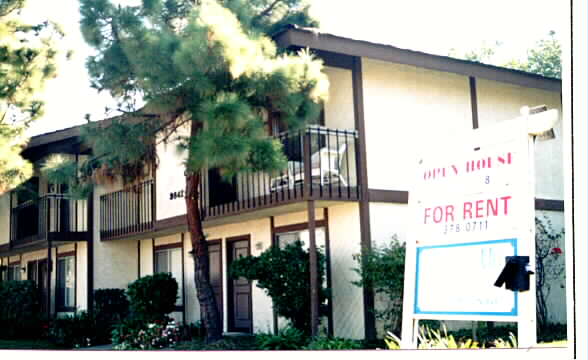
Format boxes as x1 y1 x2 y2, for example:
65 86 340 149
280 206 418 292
270 143 348 191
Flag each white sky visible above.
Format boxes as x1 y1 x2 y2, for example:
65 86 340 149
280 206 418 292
25 0 569 136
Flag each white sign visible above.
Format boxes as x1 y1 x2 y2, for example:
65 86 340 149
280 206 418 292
405 119 532 319
401 111 558 349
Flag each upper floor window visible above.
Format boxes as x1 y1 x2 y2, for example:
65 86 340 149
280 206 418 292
154 246 183 307
56 255 75 311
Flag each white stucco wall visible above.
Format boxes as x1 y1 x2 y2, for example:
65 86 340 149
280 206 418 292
324 66 355 130
476 79 563 199
139 238 153 277
156 124 189 221
360 58 562 199
273 209 324 227
361 57 472 191
93 239 138 290
369 202 408 248
94 186 139 290
328 202 365 339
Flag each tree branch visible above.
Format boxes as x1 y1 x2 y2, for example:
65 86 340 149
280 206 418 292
255 0 282 19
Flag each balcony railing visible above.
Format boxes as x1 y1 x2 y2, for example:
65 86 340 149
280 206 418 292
200 126 360 219
98 127 359 239
10 194 88 246
100 180 154 240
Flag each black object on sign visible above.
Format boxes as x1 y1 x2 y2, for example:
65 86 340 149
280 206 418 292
494 256 534 292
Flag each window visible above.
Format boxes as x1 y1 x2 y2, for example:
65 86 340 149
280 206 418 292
275 227 330 332
276 228 326 251
7 263 21 281
56 256 75 311
154 246 183 307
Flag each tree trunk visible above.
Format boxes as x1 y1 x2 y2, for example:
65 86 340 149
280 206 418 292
185 171 222 343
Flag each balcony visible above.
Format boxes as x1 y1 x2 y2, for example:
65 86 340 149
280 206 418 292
100 180 154 241
99 126 359 240
200 126 360 220
10 194 89 247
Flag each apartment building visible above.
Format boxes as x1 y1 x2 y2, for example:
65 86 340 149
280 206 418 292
0 27 564 339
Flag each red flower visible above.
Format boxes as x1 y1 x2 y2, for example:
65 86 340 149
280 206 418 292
551 247 563 254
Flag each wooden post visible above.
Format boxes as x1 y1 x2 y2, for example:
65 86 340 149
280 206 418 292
308 200 319 336
87 191 94 316
47 241 52 318
352 56 376 340
303 130 312 197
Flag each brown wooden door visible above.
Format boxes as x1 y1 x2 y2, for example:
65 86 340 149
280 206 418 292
227 236 252 333
207 240 223 326
37 259 48 315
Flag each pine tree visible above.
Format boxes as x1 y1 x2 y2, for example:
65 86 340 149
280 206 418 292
0 0 64 193
47 0 329 342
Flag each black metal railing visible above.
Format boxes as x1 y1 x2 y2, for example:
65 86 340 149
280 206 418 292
100 180 154 240
200 126 359 218
10 194 88 246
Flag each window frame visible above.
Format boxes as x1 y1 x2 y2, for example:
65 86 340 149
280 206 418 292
272 218 333 336
153 242 184 310
56 252 76 312
7 261 21 281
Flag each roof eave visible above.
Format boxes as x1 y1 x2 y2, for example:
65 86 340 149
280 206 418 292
275 28 561 93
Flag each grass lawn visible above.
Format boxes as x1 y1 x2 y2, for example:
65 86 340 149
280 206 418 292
0 339 64 350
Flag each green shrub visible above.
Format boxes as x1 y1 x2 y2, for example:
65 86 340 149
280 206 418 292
93 288 130 343
48 312 97 348
179 321 205 340
111 318 181 350
0 280 42 338
231 241 328 334
255 327 309 350
304 337 363 350
126 273 178 323
352 236 405 335
94 288 129 322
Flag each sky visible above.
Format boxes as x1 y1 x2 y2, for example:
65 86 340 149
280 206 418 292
24 0 569 137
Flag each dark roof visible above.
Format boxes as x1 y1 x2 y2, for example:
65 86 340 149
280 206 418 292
274 26 561 93
27 123 84 149
26 113 125 152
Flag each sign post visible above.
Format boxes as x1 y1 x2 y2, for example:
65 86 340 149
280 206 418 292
400 108 558 349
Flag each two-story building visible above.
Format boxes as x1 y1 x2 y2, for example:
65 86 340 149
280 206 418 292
0 27 565 340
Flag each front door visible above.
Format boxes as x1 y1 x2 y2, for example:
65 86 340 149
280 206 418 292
207 240 223 326
28 259 49 315
227 236 252 333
